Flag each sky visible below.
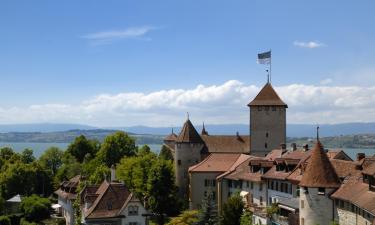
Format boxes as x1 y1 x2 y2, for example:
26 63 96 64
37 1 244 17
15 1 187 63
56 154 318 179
1 0 375 127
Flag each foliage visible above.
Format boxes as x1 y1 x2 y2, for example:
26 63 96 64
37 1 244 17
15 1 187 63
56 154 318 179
67 135 100 163
195 190 217 225
220 193 244 225
38 147 64 175
20 149 35 164
0 216 10 225
97 131 137 167
167 210 199 225
240 210 252 225
19 218 38 225
117 150 158 199
0 162 53 199
20 195 51 222
330 221 340 225
147 159 180 225
54 152 81 185
88 164 110 184
138 145 152 156
159 145 174 161
266 203 279 218
0 147 15 161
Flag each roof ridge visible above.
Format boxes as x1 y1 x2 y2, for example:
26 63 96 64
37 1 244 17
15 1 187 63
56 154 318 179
248 83 287 107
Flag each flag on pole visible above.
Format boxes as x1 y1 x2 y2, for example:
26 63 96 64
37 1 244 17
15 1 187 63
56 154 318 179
257 51 271 64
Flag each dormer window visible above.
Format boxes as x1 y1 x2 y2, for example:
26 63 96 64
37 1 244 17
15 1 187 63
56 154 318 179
318 187 325 195
128 205 139 216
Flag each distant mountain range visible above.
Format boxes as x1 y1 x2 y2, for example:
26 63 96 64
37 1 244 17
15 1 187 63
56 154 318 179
0 122 374 138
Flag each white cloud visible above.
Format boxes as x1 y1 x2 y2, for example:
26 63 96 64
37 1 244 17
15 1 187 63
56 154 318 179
1 80 375 126
81 26 157 45
293 41 325 48
320 78 333 85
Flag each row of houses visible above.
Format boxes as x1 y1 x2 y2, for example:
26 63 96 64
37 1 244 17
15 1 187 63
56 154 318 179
187 140 375 225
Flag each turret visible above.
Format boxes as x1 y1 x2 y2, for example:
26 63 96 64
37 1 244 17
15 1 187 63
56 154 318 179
299 136 341 225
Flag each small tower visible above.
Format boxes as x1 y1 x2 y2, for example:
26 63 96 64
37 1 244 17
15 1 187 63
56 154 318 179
201 122 209 136
163 128 177 146
248 82 287 156
174 118 205 199
299 138 341 225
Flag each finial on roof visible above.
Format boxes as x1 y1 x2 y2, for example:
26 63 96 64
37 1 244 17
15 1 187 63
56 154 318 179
201 122 208 135
172 127 174 134
266 69 270 83
187 112 190 120
317 125 320 141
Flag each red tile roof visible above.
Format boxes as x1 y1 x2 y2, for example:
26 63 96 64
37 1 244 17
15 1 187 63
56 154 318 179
189 153 242 173
54 175 82 200
201 135 250 153
164 132 177 141
299 141 341 188
248 83 287 107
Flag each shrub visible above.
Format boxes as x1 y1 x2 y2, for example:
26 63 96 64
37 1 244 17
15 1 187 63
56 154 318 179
20 195 51 222
0 216 11 225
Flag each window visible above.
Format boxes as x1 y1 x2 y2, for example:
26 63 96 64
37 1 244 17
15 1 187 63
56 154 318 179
178 160 181 166
228 180 232 188
129 223 138 225
276 182 279 191
260 196 263 205
107 200 112 210
318 187 325 195
258 106 262 111
128 206 139 216
250 182 254 189
204 179 208 187
259 183 263 191
212 191 216 200
265 143 268 148
301 200 304 209
265 132 269 138
246 181 249 188
265 106 270 111
272 106 276 111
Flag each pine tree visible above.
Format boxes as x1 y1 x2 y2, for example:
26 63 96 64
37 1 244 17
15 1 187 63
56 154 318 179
195 190 218 225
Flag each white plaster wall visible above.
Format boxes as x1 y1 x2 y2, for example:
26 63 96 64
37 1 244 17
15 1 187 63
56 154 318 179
226 180 267 206
58 197 75 225
189 172 220 209
121 201 148 225
299 188 335 225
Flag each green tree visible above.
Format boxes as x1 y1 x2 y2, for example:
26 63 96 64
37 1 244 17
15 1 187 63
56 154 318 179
240 210 252 225
221 193 244 225
20 195 51 222
147 159 179 225
159 145 174 161
117 151 158 199
0 216 10 225
167 210 199 225
96 131 137 167
0 147 14 161
88 164 110 184
138 145 151 156
67 135 99 163
195 190 217 225
54 152 81 185
21 149 35 164
39 147 64 175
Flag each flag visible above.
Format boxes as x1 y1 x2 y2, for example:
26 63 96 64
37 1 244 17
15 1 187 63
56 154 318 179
257 51 271 64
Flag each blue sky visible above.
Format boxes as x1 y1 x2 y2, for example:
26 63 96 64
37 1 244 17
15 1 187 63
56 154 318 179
1 1 375 126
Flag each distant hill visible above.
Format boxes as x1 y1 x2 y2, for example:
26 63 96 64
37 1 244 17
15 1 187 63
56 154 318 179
0 122 375 138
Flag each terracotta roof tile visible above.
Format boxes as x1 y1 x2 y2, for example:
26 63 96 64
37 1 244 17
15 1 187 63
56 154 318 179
189 153 242 173
164 132 177 141
331 176 375 215
363 163 375 176
201 135 250 153
248 83 287 107
331 159 361 178
176 119 204 143
299 141 341 188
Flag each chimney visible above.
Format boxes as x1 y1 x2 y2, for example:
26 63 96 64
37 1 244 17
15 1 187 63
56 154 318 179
280 143 286 150
291 143 297 151
303 144 309 152
356 153 365 161
111 165 116 182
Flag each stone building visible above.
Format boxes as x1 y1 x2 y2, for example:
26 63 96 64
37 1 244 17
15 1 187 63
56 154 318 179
248 82 287 157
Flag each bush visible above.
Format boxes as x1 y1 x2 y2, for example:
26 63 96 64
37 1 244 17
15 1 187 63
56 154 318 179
20 218 38 225
20 195 51 222
0 216 11 225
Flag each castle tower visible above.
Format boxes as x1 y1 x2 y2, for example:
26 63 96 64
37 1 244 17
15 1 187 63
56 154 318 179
174 119 205 199
248 82 287 156
299 140 341 225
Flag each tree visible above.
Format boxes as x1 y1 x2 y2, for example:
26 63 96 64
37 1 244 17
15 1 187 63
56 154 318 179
0 216 10 225
96 131 137 167
240 210 252 225
0 147 14 161
138 145 151 156
221 193 244 225
195 190 217 225
147 159 180 225
21 149 35 164
117 151 158 199
20 195 50 222
67 135 99 163
159 145 174 161
39 147 64 175
167 210 199 225
54 153 81 186
88 164 110 184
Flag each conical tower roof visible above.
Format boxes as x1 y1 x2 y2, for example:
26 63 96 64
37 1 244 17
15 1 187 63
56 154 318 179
176 119 204 143
201 122 209 136
248 83 287 107
299 141 341 188
164 128 177 141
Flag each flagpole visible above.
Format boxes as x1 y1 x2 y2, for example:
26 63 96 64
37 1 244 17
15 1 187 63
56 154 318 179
269 49 272 83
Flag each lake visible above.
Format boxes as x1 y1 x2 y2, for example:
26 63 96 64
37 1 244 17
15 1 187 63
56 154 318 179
0 142 373 160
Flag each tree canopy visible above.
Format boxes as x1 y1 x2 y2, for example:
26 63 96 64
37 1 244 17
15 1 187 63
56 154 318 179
220 193 244 225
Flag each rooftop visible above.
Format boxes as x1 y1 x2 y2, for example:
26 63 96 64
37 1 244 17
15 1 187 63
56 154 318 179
248 83 287 107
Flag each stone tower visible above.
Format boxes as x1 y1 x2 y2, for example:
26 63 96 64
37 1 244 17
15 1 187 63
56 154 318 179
299 140 341 225
174 119 205 199
248 82 287 156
